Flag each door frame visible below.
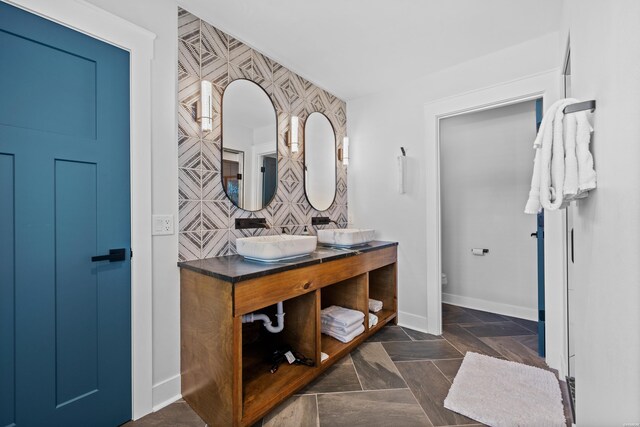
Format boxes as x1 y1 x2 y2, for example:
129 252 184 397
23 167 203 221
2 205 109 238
5 0 156 419
423 69 569 375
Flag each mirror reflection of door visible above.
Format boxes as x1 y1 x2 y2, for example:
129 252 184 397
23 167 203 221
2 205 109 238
222 149 244 207
222 79 277 211
261 155 277 206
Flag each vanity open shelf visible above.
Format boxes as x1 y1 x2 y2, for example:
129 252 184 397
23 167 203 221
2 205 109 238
320 273 367 361
241 291 317 417
369 263 398 329
179 241 398 427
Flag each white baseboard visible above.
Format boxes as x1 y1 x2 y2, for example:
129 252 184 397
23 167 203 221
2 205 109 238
152 373 181 412
442 293 537 321
397 311 431 334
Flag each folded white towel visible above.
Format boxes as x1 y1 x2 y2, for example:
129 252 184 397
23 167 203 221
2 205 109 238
369 298 383 313
369 313 378 328
321 320 363 336
322 324 365 344
320 306 365 328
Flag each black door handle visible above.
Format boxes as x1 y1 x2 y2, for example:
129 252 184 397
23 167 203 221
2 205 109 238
531 232 538 237
91 248 126 262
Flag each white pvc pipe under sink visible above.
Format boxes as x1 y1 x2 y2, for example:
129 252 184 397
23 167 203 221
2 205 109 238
241 301 285 333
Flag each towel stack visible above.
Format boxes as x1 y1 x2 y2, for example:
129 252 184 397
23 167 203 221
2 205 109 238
321 306 365 343
525 98 597 214
368 298 383 328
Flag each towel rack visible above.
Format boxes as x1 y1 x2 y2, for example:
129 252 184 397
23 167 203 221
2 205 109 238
564 100 596 114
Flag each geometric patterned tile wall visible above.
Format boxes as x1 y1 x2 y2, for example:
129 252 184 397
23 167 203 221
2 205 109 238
178 8 348 261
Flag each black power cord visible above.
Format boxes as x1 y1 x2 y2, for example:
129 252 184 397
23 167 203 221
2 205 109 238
268 346 314 374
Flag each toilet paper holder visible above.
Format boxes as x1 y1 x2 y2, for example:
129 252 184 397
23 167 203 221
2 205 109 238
471 248 489 256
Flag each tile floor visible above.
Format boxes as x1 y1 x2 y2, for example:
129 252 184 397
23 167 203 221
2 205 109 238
124 304 573 427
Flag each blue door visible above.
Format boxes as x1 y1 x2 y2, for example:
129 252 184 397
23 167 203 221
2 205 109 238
534 98 546 357
0 3 131 426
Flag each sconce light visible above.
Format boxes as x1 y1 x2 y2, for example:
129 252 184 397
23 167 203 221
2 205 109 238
197 80 213 132
341 136 349 166
287 116 299 153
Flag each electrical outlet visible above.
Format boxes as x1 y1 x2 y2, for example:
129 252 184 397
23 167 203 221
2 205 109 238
152 214 174 236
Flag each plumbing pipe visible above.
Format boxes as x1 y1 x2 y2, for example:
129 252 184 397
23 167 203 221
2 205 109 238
242 301 285 333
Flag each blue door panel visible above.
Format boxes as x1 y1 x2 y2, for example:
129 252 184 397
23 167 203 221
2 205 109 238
0 3 131 426
55 160 99 407
0 154 16 427
14 150 57 426
0 29 97 139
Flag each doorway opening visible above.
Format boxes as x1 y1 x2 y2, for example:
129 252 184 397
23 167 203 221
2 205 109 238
438 99 543 356
223 149 245 207
259 153 277 208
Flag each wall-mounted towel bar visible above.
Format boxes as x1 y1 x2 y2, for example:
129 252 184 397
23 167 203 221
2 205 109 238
564 100 596 114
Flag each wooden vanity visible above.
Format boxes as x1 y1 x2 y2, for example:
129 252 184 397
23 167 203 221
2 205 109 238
178 241 398 427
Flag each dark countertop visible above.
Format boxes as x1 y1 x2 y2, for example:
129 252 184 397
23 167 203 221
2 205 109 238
177 240 398 283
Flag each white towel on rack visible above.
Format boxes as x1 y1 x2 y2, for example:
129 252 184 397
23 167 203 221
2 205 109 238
524 148 544 214
542 99 578 210
576 113 597 194
563 111 579 199
525 98 597 214
525 99 565 214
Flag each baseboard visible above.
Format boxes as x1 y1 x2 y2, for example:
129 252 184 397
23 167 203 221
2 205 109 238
152 373 181 412
397 311 431 334
442 293 537 321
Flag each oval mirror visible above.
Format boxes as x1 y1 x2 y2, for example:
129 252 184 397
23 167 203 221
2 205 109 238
222 79 277 211
304 112 336 211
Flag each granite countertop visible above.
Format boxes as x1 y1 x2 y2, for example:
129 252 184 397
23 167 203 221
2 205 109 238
177 240 398 283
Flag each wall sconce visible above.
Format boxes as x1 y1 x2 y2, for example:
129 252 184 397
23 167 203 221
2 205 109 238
287 115 299 153
339 136 349 166
197 80 213 132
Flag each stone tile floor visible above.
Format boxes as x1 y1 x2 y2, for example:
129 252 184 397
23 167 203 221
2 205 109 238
124 304 573 427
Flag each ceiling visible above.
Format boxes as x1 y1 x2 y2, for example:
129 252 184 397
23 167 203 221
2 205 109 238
186 0 561 100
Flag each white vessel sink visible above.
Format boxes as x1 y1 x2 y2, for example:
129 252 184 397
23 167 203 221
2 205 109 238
317 229 375 248
236 234 317 262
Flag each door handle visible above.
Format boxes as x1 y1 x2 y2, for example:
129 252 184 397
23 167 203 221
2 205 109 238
91 248 126 262
531 232 538 238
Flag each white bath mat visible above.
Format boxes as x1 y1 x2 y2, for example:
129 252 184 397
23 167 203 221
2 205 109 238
444 352 565 427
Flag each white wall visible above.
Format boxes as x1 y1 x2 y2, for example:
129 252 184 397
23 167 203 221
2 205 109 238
440 101 538 319
85 0 181 410
347 32 560 329
253 124 276 146
80 2 286 409
561 0 640 424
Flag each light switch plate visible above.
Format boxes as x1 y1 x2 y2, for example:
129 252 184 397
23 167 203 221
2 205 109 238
153 214 174 236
